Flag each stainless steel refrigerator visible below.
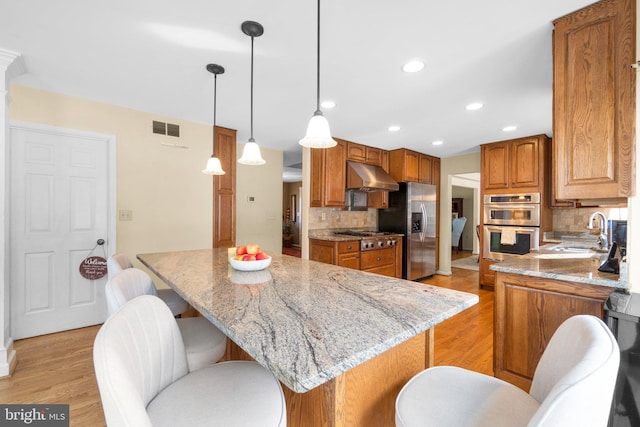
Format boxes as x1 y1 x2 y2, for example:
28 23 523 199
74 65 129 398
378 182 437 280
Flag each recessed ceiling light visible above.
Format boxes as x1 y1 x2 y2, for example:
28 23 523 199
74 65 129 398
402 60 425 73
432 140 444 146
502 125 517 132
321 100 335 109
465 102 483 111
388 125 401 132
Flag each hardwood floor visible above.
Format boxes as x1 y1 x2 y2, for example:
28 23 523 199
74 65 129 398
0 265 491 426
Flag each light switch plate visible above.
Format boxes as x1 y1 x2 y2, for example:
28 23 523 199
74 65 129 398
119 210 133 221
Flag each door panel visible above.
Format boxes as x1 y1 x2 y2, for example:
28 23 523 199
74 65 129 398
10 125 113 339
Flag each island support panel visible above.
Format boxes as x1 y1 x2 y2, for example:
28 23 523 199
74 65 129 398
224 329 434 427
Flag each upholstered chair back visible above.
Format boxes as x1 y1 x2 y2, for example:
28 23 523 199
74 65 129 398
528 314 620 426
94 295 189 427
105 268 158 316
107 253 134 279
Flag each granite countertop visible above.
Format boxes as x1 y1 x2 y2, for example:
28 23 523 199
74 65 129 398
138 248 477 393
490 245 628 289
309 229 404 242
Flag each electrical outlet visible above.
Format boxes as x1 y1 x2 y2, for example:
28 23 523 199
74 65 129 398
119 210 133 221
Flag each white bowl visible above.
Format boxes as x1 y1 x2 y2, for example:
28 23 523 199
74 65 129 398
229 256 272 271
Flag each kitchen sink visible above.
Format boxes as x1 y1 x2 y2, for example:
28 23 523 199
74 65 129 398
535 252 596 259
535 244 599 259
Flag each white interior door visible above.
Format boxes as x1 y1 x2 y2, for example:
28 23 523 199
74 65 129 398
10 123 115 339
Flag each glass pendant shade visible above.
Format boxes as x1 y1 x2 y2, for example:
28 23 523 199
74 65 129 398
238 139 266 165
202 155 225 175
299 111 337 148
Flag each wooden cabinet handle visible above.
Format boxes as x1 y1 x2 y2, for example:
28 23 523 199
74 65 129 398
377 257 382 262
347 245 352 250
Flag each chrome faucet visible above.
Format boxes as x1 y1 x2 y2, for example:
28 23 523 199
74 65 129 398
587 211 609 251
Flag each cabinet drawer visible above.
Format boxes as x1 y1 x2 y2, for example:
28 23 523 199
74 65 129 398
338 241 359 254
363 264 395 277
360 249 395 270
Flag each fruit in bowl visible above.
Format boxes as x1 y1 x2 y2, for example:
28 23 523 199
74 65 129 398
229 244 271 271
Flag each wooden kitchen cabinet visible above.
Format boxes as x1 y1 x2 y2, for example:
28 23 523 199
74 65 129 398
553 0 635 201
360 248 395 277
212 126 236 248
346 141 383 167
481 135 549 194
309 239 360 269
389 149 439 184
494 271 613 391
309 237 402 278
310 139 346 207
479 258 497 291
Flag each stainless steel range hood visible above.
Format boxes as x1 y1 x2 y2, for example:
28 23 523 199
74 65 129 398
346 161 399 192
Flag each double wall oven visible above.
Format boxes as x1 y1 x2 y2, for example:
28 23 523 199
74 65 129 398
483 193 540 260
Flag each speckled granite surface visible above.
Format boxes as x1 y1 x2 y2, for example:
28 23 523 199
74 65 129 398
138 249 477 393
490 247 628 289
308 229 404 242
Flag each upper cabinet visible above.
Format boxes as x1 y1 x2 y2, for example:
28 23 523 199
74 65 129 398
347 141 383 166
481 134 550 195
389 148 438 184
553 0 635 201
310 138 347 207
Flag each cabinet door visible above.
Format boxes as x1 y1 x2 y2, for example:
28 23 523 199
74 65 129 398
346 142 366 162
553 0 635 200
310 148 324 207
510 137 539 188
404 151 420 182
365 147 383 166
309 239 335 264
482 142 510 191
431 157 441 191
323 139 347 207
494 272 611 391
418 155 432 184
213 126 236 248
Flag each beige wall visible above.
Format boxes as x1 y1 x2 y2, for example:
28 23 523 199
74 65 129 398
10 85 284 280
236 145 283 253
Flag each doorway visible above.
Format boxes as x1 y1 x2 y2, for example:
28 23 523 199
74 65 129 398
9 122 116 339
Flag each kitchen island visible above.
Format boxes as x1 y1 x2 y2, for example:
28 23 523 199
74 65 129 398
138 248 477 427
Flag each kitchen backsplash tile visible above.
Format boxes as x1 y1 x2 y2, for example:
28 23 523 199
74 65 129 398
308 207 377 230
552 206 628 232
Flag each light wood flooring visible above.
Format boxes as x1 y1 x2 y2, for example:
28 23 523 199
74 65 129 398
0 258 491 426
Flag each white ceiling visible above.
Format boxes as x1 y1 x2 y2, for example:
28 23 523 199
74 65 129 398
1 0 595 173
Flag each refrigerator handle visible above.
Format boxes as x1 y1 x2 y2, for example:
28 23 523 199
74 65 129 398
420 203 427 242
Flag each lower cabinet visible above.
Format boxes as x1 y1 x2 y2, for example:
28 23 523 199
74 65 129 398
494 271 613 391
309 238 402 278
360 248 395 277
309 239 360 269
479 258 497 290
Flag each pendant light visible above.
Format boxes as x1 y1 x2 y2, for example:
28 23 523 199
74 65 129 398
299 0 337 148
238 20 266 165
202 63 226 175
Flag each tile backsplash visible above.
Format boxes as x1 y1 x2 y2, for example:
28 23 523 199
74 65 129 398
308 207 377 230
552 207 628 232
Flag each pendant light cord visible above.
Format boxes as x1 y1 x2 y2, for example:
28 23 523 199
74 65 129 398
316 0 321 113
250 35 255 141
213 73 217 153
